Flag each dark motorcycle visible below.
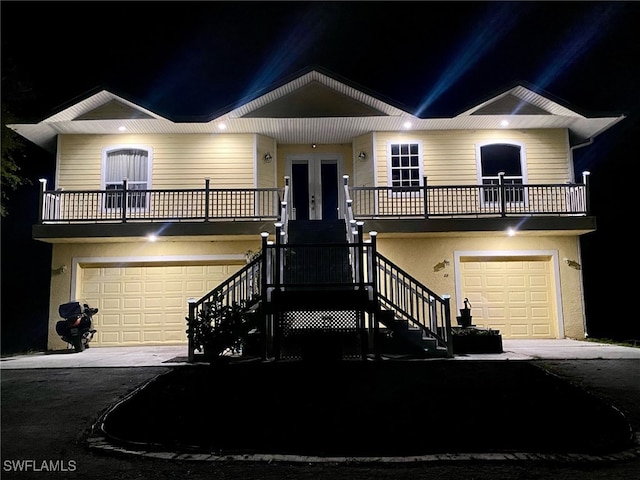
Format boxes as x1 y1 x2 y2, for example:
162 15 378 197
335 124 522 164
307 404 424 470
55 302 98 352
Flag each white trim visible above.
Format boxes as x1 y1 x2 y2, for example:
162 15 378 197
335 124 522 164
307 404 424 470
285 153 344 220
101 144 154 190
453 249 564 338
475 140 528 185
385 140 424 190
253 134 258 189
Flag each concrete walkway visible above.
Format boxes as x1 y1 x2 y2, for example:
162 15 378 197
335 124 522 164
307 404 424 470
1 339 639 369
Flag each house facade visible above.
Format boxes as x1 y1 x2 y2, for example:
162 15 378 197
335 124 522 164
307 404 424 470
8 68 624 354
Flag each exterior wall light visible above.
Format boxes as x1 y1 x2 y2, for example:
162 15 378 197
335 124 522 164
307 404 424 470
358 151 366 160
264 153 273 163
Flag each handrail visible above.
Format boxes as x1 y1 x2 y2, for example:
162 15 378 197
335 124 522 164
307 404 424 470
38 178 284 224
187 228 454 361
349 174 591 218
38 175 591 224
279 176 290 244
374 251 452 351
187 254 262 361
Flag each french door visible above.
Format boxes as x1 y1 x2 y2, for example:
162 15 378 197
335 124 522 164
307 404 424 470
288 154 342 220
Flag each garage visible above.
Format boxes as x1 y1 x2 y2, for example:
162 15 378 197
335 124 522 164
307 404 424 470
78 263 244 346
458 256 558 338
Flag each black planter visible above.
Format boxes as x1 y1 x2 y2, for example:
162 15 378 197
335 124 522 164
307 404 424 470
456 307 473 327
452 331 503 354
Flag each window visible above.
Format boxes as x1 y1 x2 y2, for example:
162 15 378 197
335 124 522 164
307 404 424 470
389 142 421 190
479 143 524 203
103 147 151 209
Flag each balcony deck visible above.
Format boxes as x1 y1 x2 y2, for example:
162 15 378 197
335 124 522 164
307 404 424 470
33 178 593 241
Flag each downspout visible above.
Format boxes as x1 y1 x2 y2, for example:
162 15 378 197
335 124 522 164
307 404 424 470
569 135 594 339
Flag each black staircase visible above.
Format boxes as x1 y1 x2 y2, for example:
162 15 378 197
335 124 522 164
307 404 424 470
273 219 368 360
284 220 352 288
186 219 453 362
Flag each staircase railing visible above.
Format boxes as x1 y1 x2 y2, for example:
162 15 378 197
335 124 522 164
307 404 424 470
187 178 454 361
187 255 263 362
279 176 290 244
367 232 453 357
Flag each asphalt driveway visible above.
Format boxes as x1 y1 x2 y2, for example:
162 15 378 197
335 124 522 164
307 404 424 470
2 342 640 480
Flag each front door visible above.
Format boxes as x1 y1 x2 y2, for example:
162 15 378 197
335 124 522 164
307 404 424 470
289 154 341 220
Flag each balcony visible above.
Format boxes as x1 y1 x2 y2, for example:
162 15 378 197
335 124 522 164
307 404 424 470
33 173 595 242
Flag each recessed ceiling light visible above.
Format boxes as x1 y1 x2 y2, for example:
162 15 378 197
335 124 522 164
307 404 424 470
118 126 127 132
218 123 227 130
500 120 509 127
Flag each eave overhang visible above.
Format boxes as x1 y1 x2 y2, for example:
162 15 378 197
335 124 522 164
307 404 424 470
7 71 625 153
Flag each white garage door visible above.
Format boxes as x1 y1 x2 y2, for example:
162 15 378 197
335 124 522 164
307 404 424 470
459 257 556 338
80 263 244 346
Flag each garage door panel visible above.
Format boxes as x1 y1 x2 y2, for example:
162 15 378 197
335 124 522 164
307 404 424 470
186 280 207 291
82 263 243 346
124 283 142 293
506 262 525 271
123 314 142 325
122 331 141 343
145 282 164 293
507 291 526 303
460 258 556 339
83 283 101 294
532 325 551 336
529 276 549 287
531 306 551 317
143 313 163 325
508 307 527 319
510 324 530 337
144 297 163 309
485 276 505 287
103 283 121 294
100 332 120 343
101 314 120 326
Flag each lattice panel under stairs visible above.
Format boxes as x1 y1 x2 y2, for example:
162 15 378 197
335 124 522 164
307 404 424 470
279 310 362 360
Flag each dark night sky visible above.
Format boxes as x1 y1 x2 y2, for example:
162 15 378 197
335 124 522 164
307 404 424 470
2 1 640 352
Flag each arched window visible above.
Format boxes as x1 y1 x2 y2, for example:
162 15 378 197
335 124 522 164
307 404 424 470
478 143 525 203
102 146 152 209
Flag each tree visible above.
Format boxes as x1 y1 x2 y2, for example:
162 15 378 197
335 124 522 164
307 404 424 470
1 107 31 217
1 56 35 217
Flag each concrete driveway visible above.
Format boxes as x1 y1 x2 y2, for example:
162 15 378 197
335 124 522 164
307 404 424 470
1 339 639 369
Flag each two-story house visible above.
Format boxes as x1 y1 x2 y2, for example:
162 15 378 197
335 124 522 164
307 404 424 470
8 67 624 360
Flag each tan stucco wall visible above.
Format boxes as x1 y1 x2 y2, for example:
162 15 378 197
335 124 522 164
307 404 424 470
372 234 585 339
47 239 262 349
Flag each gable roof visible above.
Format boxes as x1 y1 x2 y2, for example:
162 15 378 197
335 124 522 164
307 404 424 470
8 69 625 153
